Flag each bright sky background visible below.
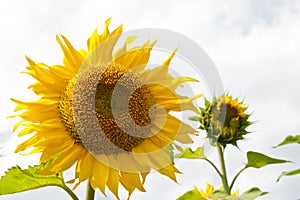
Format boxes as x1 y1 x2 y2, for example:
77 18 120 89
0 0 300 199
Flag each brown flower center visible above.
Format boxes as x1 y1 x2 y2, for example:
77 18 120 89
58 63 155 154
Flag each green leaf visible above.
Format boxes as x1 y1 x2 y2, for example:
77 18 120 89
246 151 290 168
178 187 267 200
0 161 78 200
176 146 205 159
226 187 268 200
164 144 175 164
211 190 229 198
0 163 64 195
177 188 205 200
277 168 300 182
188 116 200 121
275 135 300 147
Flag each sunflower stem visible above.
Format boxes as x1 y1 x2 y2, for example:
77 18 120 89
58 172 79 200
217 143 230 194
86 180 95 200
61 184 80 200
229 166 248 193
204 158 222 178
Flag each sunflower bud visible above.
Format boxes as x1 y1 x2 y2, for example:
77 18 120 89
199 95 252 147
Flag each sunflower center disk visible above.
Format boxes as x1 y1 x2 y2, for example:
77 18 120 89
58 63 155 154
217 102 239 128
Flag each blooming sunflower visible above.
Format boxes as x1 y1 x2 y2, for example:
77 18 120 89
199 95 252 146
11 18 200 198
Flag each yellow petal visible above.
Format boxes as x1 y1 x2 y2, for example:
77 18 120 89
76 152 93 182
92 158 109 195
87 18 122 63
148 151 172 169
206 183 214 195
200 189 208 198
113 36 138 60
60 34 84 69
231 189 239 196
116 153 138 172
132 153 159 170
133 138 160 153
41 145 84 174
157 164 180 182
18 127 35 137
120 171 145 192
115 40 156 70
142 48 177 81
107 168 120 199
39 137 74 163
49 64 74 80
56 35 80 73
15 134 39 153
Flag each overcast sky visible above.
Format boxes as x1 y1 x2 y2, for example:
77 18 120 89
0 0 300 200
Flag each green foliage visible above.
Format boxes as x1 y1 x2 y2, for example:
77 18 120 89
0 162 64 195
211 190 229 198
199 98 212 131
275 134 300 182
211 187 267 200
176 146 205 159
188 116 200 122
277 168 300 182
164 144 175 164
178 187 267 200
177 187 205 200
176 93 295 200
275 135 300 147
246 151 290 168
0 161 78 200
226 188 268 200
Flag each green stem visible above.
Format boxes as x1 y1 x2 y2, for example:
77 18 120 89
217 143 229 194
86 179 95 200
58 172 79 200
60 184 80 200
204 158 222 179
229 166 248 193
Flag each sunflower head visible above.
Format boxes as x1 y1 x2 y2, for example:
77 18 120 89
199 94 252 147
11 18 200 199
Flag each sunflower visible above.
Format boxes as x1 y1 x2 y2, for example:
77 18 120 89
199 183 239 200
11 18 200 198
199 95 251 146
199 183 215 199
